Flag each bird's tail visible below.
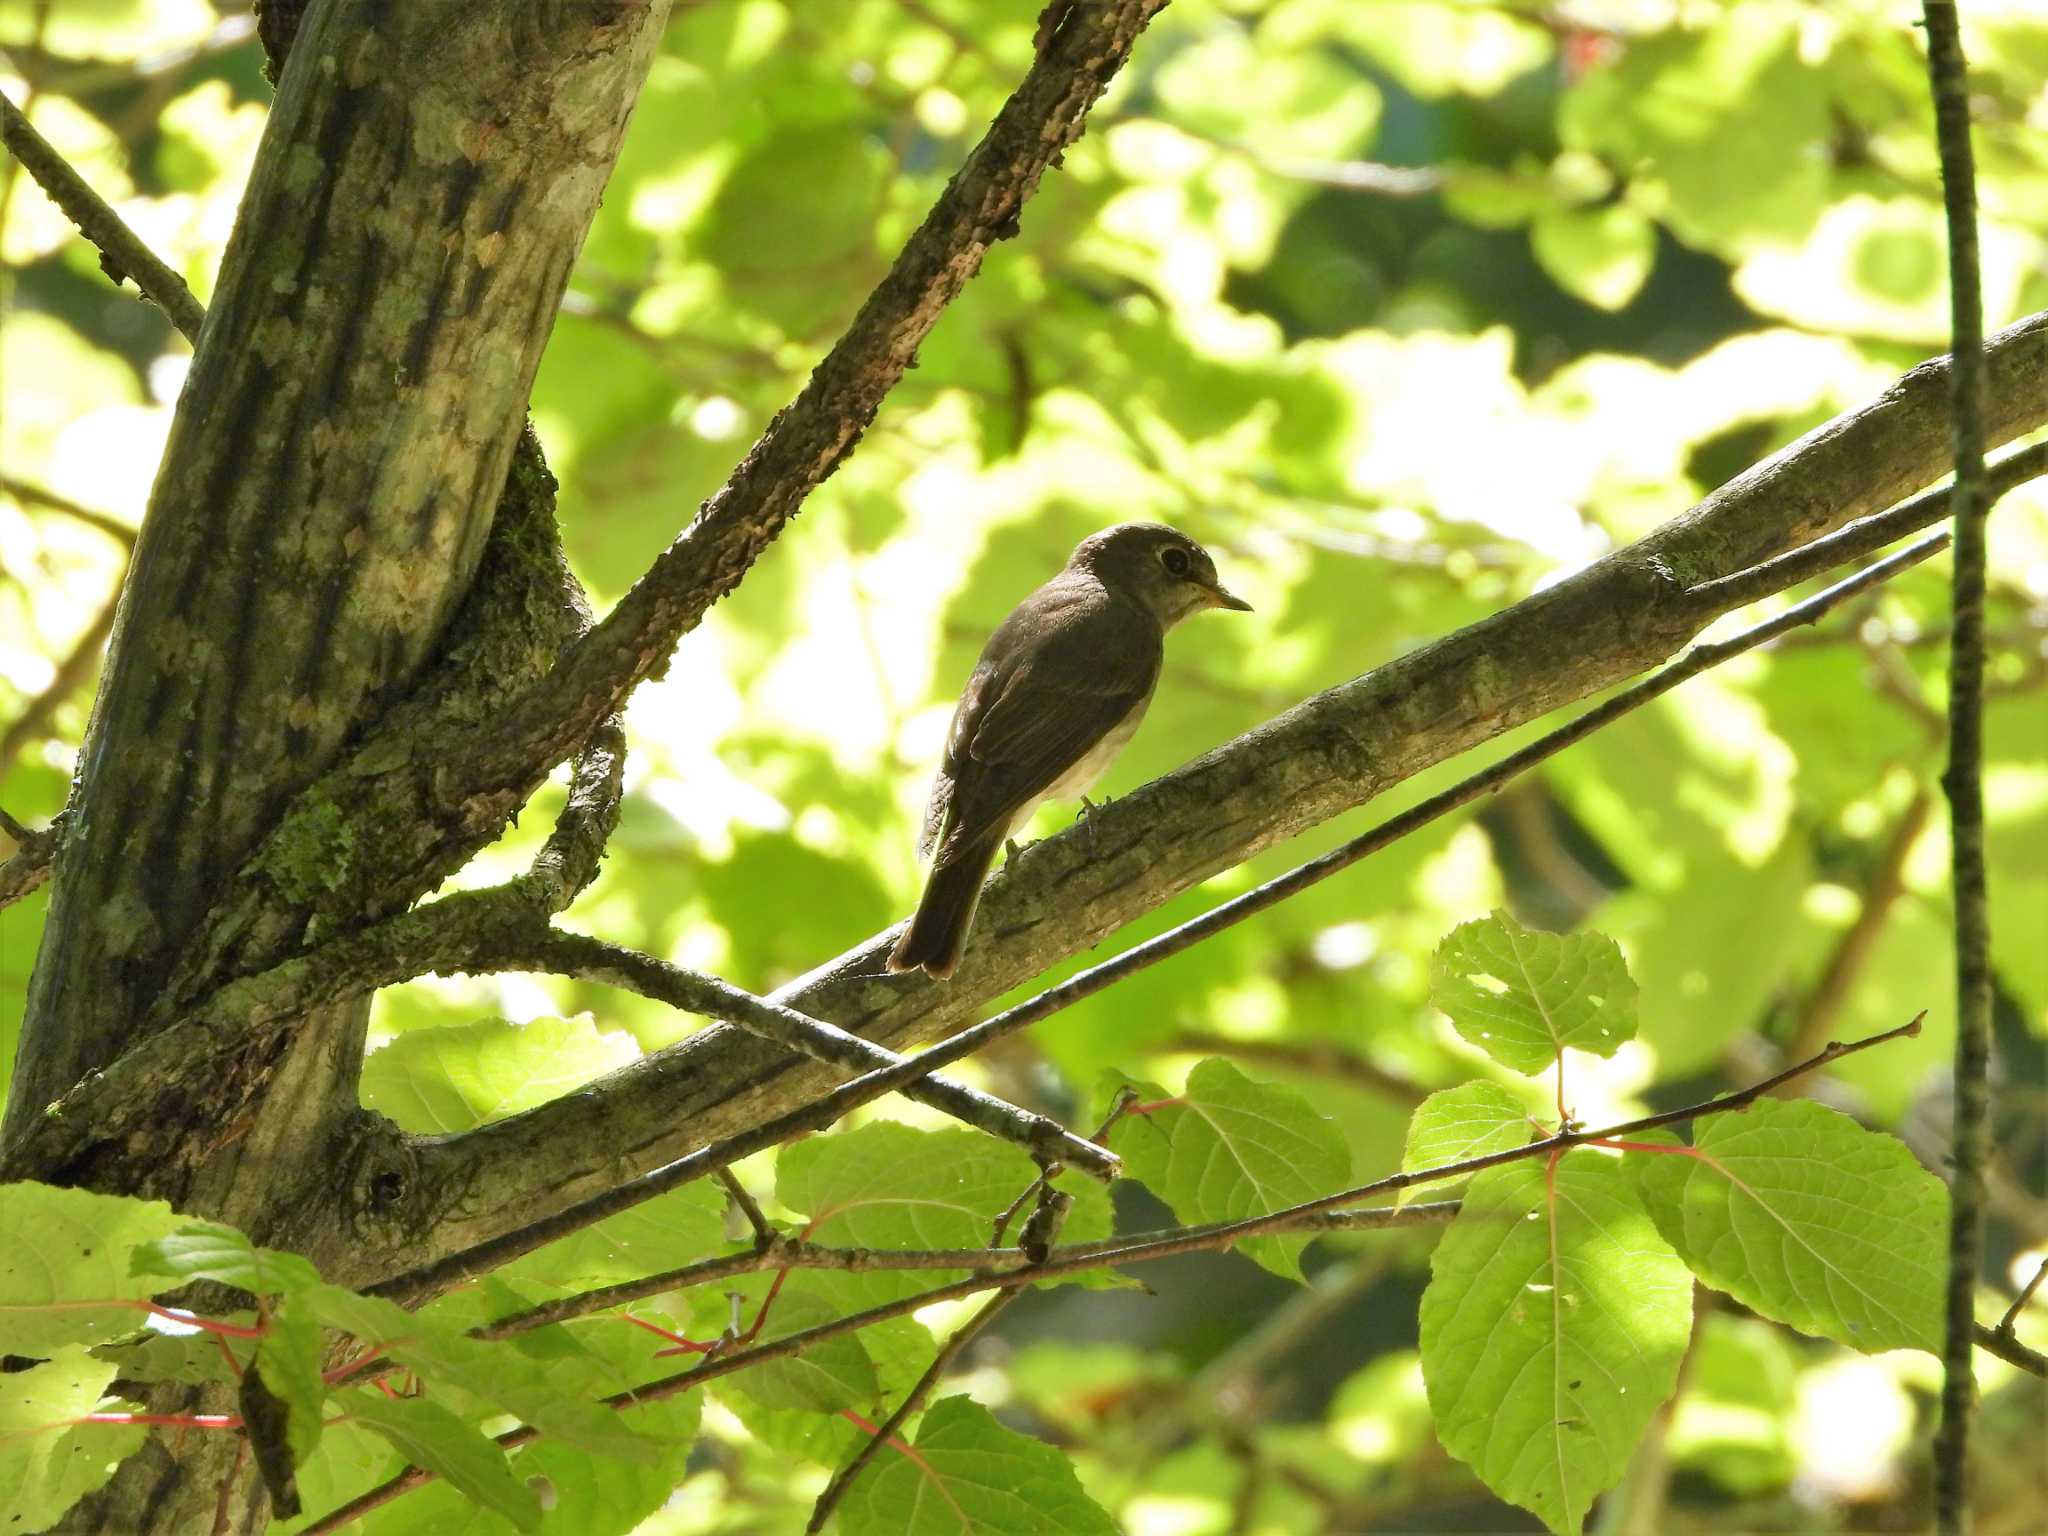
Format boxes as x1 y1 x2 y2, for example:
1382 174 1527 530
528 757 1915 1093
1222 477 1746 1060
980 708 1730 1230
887 835 1002 980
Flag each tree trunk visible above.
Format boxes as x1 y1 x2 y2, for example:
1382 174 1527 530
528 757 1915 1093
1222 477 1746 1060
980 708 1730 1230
8 4 672 1530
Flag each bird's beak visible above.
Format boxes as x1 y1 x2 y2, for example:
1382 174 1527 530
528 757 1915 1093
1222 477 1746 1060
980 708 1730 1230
1205 582 1253 612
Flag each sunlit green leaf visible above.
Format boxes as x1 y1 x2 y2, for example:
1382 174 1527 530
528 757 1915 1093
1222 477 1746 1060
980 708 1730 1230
838 1395 1118 1536
0 1347 145 1535
1632 1099 1947 1353
1419 1151 1691 1536
1398 1079 1534 1205
1430 912 1637 1076
0 1183 186 1354
1107 1058 1351 1280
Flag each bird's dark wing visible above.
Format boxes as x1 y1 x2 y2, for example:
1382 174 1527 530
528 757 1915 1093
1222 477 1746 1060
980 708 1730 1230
930 581 1160 859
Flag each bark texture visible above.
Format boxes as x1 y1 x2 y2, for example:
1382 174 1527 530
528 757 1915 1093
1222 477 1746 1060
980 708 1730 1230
8 5 674 1532
9 0 667 1140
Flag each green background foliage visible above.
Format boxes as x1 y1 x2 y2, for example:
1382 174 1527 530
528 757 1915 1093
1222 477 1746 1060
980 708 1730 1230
3 0 2046 1532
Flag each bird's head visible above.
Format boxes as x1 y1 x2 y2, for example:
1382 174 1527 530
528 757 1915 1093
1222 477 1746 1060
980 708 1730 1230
1068 523 1251 628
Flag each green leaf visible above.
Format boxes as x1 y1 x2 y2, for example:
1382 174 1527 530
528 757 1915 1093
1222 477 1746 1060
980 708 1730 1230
776 1123 1110 1305
1397 1080 1534 1206
360 1014 641 1134
1419 1151 1692 1536
498 1183 727 1296
255 1297 329 1467
0 1182 186 1353
838 1395 1119 1536
1107 1058 1351 1280
130 1219 323 1296
344 1393 704 1536
721 1290 879 1414
302 1285 666 1463
340 1389 542 1532
1430 912 1638 1076
1531 204 1657 311
0 1346 146 1534
1632 1099 1948 1353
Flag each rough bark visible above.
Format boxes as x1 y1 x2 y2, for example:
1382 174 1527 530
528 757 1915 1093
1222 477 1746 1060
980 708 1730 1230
9 0 668 1142
9 5 674 1532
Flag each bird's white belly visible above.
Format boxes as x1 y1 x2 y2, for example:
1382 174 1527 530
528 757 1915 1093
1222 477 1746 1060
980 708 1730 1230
1007 696 1150 838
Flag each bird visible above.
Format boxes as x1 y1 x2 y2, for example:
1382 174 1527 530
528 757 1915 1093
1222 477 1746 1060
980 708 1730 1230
888 522 1251 980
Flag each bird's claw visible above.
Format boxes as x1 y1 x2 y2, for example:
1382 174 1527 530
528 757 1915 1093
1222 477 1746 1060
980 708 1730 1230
1077 794 1110 854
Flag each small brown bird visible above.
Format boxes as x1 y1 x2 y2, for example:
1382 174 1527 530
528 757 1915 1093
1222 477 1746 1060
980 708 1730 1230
888 523 1251 980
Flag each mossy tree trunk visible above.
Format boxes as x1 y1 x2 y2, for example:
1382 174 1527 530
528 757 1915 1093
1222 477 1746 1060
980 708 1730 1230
5 4 671 1530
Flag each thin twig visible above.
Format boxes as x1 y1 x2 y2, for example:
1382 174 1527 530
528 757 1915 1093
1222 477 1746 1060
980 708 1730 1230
368 537 1955 1302
805 1217 1049 1532
0 476 137 546
1921 6 1993 1531
1971 1322 2047 1377
307 1019 1929 1534
0 581 120 788
1996 1255 2048 1336
522 931 1116 1177
1773 788 1933 1077
715 1169 771 1244
0 88 204 340
0 813 60 909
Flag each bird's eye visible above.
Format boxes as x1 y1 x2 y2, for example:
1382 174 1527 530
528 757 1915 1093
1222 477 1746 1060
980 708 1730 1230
1161 547 1191 577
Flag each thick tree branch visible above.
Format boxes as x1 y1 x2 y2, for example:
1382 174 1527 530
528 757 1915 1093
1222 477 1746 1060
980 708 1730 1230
5 0 676 1143
419 410 2048 1255
1924 6 1993 1529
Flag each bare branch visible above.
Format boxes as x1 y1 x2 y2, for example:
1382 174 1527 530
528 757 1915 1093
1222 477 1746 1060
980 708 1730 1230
1921 7 1995 1530
464 0 1172 786
0 476 137 547
1997 1255 2048 1337
1971 1322 2048 1378
0 87 204 340
512 930 1117 1174
0 814 60 911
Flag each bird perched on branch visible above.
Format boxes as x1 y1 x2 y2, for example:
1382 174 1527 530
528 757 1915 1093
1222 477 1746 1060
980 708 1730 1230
888 523 1251 980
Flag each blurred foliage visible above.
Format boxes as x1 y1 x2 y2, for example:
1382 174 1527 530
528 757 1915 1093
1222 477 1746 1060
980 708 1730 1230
3 0 2047 1532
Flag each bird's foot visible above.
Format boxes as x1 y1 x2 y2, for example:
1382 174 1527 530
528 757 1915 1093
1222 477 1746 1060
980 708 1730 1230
1077 794 1111 853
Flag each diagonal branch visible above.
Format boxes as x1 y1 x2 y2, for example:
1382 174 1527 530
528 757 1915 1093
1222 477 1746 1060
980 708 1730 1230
466 0 1173 792
377 521 1959 1295
0 89 206 341
413 421 2048 1261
